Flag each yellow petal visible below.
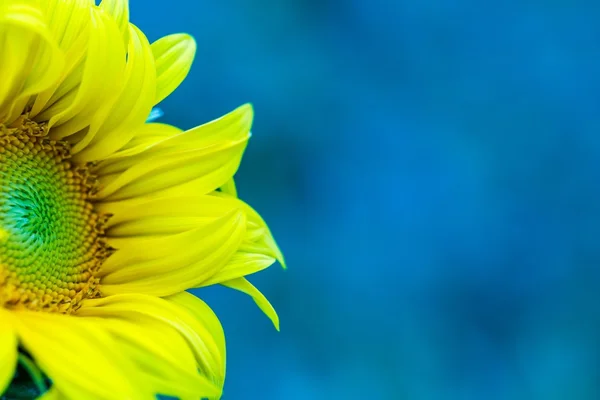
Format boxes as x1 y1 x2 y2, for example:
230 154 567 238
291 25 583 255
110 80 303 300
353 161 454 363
72 23 156 161
166 292 226 363
0 0 64 122
99 122 182 161
78 311 218 398
43 6 126 141
152 33 196 104
95 103 252 178
200 252 276 287
100 209 246 296
97 193 283 288
100 194 243 235
214 191 286 269
0 310 17 395
166 292 227 390
79 293 224 392
30 0 93 117
99 0 129 46
221 277 280 330
94 104 253 201
14 311 148 399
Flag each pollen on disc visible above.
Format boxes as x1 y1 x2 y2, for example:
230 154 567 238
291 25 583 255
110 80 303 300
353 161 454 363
0 116 110 313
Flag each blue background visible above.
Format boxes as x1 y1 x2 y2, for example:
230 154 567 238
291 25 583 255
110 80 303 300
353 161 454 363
134 1 600 399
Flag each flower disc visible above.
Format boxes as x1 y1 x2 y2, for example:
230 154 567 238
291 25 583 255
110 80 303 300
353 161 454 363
0 117 108 313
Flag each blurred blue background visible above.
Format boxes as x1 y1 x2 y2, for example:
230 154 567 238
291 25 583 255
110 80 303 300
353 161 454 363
134 1 600 399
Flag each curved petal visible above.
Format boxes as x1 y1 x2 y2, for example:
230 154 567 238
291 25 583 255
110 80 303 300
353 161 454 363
98 122 182 161
200 252 276 287
221 277 280 330
73 23 156 161
76 313 218 398
96 193 281 293
152 33 196 104
99 209 246 297
78 293 224 394
166 292 226 390
99 194 244 235
99 0 129 45
212 191 286 269
43 6 126 141
94 103 253 201
30 0 92 118
0 0 64 122
14 311 148 399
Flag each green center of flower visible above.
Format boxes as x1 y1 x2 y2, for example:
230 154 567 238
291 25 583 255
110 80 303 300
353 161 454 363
0 116 109 313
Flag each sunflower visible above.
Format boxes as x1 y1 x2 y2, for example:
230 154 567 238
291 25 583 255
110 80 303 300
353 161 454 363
0 0 284 399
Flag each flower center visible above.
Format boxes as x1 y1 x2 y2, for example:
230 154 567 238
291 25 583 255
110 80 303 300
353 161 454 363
0 116 109 313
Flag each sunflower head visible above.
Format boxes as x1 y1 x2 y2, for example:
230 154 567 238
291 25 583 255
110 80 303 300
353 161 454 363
0 0 284 398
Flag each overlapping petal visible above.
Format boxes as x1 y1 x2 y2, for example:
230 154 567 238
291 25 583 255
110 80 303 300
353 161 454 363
42 5 126 140
29 0 92 119
99 0 129 46
14 311 147 399
93 103 253 201
212 190 286 269
101 122 183 160
72 23 156 161
96 193 282 299
0 0 64 123
78 293 225 396
99 208 246 296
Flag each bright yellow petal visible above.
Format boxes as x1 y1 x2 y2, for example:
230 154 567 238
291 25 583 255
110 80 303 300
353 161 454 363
213 191 286 268
30 0 91 118
0 0 64 122
78 314 218 399
0 310 17 395
100 122 183 161
43 6 126 140
99 0 129 46
221 277 280 330
99 209 246 296
200 252 276 286
77 293 226 399
96 193 282 293
79 293 224 393
73 23 156 161
104 141 246 201
98 103 252 176
14 311 148 399
152 33 196 104
94 103 253 202
167 292 226 364
167 292 226 392
100 194 243 235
